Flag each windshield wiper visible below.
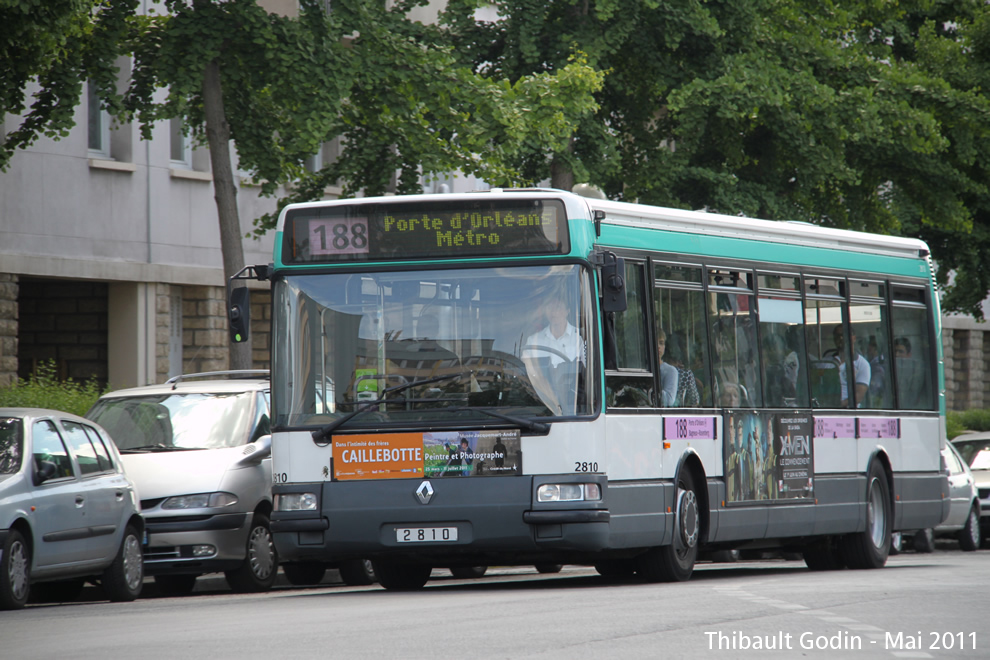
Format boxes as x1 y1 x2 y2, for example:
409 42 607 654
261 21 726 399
441 406 550 433
311 373 463 443
120 444 199 453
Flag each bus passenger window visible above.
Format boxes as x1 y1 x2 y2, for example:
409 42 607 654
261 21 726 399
891 302 934 410
654 271 711 407
605 262 652 408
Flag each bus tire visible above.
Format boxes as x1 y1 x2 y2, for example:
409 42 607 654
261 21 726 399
803 537 845 571
339 559 376 586
959 504 982 551
373 561 431 591
636 469 700 582
282 562 327 586
839 461 891 569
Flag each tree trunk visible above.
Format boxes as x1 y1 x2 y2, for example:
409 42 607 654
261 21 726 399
202 57 252 370
550 147 574 192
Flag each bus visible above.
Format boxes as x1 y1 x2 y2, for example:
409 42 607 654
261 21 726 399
228 188 949 590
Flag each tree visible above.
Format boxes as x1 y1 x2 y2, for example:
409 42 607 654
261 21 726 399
252 0 603 232
442 0 990 316
119 0 602 371
0 0 135 171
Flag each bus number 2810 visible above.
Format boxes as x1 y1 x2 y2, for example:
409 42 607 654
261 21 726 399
574 461 599 473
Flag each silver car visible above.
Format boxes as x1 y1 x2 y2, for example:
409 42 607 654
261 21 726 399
892 442 981 553
87 371 276 594
950 432 990 549
0 409 144 609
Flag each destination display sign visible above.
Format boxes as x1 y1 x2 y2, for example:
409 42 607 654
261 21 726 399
283 199 569 263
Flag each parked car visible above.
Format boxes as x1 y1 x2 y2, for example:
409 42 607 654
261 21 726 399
87 370 375 593
891 443 982 553
0 409 144 609
86 371 277 594
950 432 990 548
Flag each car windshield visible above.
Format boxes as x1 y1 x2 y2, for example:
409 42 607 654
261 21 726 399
0 417 23 474
953 440 990 470
272 264 596 428
88 392 257 451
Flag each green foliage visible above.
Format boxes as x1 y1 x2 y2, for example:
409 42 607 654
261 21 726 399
947 408 990 439
0 0 137 170
0 361 107 417
445 0 990 317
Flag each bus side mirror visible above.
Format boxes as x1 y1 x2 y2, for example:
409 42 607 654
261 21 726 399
229 286 251 343
600 254 627 314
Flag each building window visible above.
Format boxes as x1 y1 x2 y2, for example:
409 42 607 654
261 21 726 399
170 117 190 166
87 80 111 157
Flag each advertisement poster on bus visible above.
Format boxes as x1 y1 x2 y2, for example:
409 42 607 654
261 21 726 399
423 430 521 477
725 412 814 503
333 430 521 480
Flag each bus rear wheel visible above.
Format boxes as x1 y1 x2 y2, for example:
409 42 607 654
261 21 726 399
636 470 700 582
839 460 891 569
373 560 431 591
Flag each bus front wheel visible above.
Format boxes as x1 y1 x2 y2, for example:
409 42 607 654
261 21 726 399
636 470 700 582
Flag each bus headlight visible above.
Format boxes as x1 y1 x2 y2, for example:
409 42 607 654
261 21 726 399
537 483 602 503
275 492 318 511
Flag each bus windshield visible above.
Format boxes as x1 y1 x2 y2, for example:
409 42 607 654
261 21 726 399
272 263 596 428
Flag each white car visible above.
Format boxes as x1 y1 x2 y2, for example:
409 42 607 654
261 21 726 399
1 409 144 609
87 371 276 594
892 442 981 553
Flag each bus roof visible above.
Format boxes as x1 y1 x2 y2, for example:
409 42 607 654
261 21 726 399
276 189 930 262
587 197 930 261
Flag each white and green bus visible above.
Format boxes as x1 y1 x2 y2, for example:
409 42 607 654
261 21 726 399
229 188 948 590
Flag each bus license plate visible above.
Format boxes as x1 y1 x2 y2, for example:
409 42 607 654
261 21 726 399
396 527 458 543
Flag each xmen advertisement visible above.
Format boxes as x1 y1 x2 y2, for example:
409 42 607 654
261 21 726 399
423 430 522 478
724 411 814 503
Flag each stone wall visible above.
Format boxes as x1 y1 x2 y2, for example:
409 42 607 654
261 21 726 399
182 285 232 374
0 274 17 388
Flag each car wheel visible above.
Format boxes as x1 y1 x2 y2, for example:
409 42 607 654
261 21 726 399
449 566 488 579
30 578 85 604
709 549 740 563
339 559 376 586
912 528 935 554
154 574 198 595
0 529 31 610
373 560 431 591
225 512 278 593
636 469 700 582
839 461 891 569
959 505 982 552
282 562 327 586
534 563 563 574
102 525 144 602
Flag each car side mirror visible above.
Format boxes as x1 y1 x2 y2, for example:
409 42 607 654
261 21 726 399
35 460 57 484
236 435 271 467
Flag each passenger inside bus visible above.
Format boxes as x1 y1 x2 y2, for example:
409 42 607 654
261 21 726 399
832 325 871 408
656 328 679 407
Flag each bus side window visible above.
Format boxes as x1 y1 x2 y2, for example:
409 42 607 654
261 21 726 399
605 262 653 408
891 301 934 410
